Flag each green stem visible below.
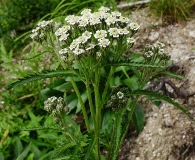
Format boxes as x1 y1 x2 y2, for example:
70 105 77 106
86 79 96 128
70 77 91 133
93 67 101 160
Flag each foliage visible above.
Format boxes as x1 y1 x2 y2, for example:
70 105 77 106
149 0 195 23
7 6 194 160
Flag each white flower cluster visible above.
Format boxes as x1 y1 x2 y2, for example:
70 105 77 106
144 41 170 61
44 96 69 116
31 7 140 60
30 20 53 41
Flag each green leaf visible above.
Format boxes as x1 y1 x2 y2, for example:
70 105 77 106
14 137 23 158
106 61 165 68
128 90 194 121
160 71 184 79
16 143 31 160
123 77 139 90
7 70 75 89
132 104 145 133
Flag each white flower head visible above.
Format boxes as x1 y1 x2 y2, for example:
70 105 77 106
129 22 140 31
98 38 110 48
154 41 165 49
105 16 117 26
111 11 121 18
117 91 124 99
98 6 110 13
79 17 89 27
55 25 70 36
59 33 69 41
127 37 135 44
78 35 89 44
94 30 107 39
65 15 79 25
102 13 111 19
82 31 92 39
108 28 120 37
119 28 129 35
118 16 129 24
69 40 79 50
73 47 85 55
59 48 68 55
86 43 96 51
89 14 101 25
144 51 154 58
81 9 91 15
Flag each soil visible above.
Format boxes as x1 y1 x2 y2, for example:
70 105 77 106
119 7 195 160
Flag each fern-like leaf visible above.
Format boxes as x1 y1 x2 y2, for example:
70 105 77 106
7 70 75 89
105 61 165 68
128 90 194 121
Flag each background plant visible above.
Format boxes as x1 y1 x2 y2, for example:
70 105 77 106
149 0 195 23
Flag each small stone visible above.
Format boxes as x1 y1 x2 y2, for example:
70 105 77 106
148 32 159 42
189 30 195 38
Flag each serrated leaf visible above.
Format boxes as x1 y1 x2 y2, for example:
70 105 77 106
105 61 165 68
7 70 75 89
160 71 184 79
129 90 194 121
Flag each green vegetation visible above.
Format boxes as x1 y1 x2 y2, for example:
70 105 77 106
149 0 195 23
0 0 194 159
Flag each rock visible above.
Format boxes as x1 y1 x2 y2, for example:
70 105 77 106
189 30 195 38
148 31 159 42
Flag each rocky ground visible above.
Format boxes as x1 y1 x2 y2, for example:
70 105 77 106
119 7 195 160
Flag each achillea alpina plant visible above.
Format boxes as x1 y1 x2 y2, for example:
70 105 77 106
9 6 194 160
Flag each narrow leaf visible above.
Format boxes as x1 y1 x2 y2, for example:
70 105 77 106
7 70 75 89
129 90 194 121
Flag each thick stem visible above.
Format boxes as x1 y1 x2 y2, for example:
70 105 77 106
70 77 91 133
93 67 101 160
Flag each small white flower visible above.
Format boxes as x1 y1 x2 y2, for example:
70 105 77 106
118 16 129 24
81 9 91 15
144 51 154 58
82 31 92 39
86 43 96 51
102 13 111 19
90 16 101 25
39 32 45 39
129 22 140 31
59 48 68 55
117 91 124 99
59 33 69 41
69 40 79 50
98 6 110 13
98 38 110 48
154 41 165 48
30 32 38 39
111 11 121 18
73 47 85 55
118 28 129 35
108 28 119 37
78 17 89 27
105 16 117 26
127 37 135 44
65 15 79 25
76 35 88 44
94 30 107 39
96 52 102 58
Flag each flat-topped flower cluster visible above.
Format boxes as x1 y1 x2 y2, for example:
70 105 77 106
30 6 140 63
